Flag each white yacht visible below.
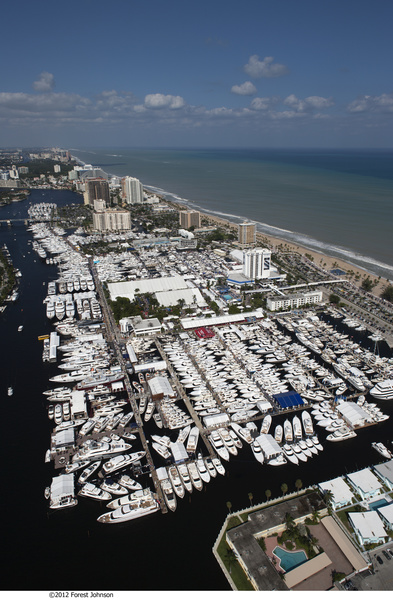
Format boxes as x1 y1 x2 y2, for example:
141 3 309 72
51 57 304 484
106 488 154 510
292 416 302 439
370 380 393 400
78 461 101 484
118 475 143 491
187 461 203 491
282 444 299 465
79 483 111 501
196 453 211 483
100 479 128 496
102 452 145 474
97 495 160 523
283 419 293 443
301 411 314 436
260 414 272 434
371 442 392 459
274 425 283 444
326 427 357 442
204 457 217 478
177 463 193 493
209 431 230 461
251 440 264 464
212 456 225 476
168 465 185 498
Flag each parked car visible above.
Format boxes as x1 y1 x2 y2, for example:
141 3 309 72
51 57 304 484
376 555 383 565
382 550 391 561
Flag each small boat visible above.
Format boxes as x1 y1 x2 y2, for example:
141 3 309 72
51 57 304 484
260 414 272 434
326 427 357 442
65 460 91 474
371 442 392 459
7 386 13 396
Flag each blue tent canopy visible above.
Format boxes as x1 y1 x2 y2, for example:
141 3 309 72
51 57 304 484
273 391 304 409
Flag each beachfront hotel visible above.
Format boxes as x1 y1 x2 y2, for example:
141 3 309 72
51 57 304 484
121 176 144 204
243 248 271 280
238 221 256 247
179 210 201 229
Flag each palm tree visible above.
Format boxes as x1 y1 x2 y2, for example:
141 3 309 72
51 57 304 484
224 548 237 575
226 501 232 513
295 479 303 492
281 483 288 496
265 489 272 502
248 492 253 506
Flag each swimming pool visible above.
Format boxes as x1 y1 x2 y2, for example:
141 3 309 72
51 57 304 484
369 499 389 510
273 546 308 572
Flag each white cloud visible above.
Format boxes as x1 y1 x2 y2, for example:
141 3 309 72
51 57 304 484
33 72 55 92
347 93 393 113
144 93 185 109
284 94 334 112
231 81 257 96
250 96 280 111
244 55 289 79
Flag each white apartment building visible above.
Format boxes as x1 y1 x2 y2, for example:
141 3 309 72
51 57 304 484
267 290 323 311
122 176 144 204
243 248 271 280
93 209 131 232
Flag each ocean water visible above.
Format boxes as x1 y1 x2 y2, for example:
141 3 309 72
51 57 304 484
1 190 393 591
71 148 393 281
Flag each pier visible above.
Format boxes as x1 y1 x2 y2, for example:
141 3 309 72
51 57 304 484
89 259 168 513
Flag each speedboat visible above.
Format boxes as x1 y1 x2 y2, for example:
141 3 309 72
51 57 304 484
204 457 217 478
97 495 160 523
292 443 307 462
160 478 177 512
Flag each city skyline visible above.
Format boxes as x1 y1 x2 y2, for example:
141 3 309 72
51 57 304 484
1 0 392 148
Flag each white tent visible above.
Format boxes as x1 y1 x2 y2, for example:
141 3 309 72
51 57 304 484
255 433 281 459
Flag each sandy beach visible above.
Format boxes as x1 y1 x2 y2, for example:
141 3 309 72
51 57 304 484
191 208 388 297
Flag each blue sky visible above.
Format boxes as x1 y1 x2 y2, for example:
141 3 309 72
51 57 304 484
1 0 392 148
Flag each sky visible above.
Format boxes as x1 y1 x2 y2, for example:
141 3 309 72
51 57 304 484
1 0 392 148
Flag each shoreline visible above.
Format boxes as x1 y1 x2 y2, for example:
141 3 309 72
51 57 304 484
163 197 389 298
71 153 392 296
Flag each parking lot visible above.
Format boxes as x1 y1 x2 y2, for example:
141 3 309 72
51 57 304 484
340 547 393 591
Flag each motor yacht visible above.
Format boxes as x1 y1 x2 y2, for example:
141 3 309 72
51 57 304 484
97 495 160 523
79 483 111 501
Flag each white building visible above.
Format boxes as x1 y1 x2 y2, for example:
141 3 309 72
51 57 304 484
93 209 131 232
267 290 323 311
243 248 271 280
122 176 144 204
346 468 384 501
348 511 386 546
318 477 355 510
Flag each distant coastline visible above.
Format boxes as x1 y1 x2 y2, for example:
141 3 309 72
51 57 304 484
70 149 393 287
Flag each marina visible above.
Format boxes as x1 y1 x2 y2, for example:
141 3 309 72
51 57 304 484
1 188 393 592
